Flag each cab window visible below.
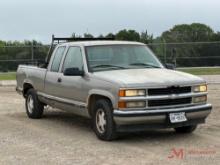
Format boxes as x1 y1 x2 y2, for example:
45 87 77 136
51 46 66 72
62 47 83 72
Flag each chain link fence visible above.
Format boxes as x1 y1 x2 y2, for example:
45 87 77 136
0 42 220 72
149 41 220 67
0 45 49 71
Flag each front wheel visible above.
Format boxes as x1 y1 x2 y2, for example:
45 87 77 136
92 99 117 141
25 89 44 119
174 125 197 133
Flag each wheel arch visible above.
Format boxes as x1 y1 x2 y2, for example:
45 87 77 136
87 90 116 117
23 82 34 97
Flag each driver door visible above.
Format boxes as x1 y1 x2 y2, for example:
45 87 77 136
59 46 87 105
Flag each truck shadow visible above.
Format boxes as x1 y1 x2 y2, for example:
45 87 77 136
43 110 93 132
41 110 196 142
118 130 194 142
12 109 197 143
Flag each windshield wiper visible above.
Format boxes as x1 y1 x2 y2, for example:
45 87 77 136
91 64 127 69
129 62 161 68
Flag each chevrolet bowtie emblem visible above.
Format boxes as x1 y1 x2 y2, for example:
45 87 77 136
170 94 177 99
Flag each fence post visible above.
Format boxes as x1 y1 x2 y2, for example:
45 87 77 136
162 38 167 63
31 42 34 64
6 46 8 71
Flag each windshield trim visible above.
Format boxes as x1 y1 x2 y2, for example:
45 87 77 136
84 44 164 73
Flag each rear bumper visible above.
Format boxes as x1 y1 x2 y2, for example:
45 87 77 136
113 104 212 132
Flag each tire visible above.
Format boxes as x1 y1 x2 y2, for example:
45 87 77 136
25 89 44 119
92 99 117 141
174 125 197 133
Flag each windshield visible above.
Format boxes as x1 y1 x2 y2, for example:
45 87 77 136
86 45 163 72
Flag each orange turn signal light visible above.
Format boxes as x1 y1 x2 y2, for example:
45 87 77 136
118 101 126 108
118 90 125 97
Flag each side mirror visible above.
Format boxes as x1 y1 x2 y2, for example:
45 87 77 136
63 68 84 76
165 63 175 70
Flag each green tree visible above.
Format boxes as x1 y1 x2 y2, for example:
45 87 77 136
140 30 153 44
161 23 214 42
115 29 140 41
83 33 94 38
212 32 220 41
155 23 218 66
97 34 104 38
105 33 115 38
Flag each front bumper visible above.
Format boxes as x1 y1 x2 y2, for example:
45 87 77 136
113 104 212 132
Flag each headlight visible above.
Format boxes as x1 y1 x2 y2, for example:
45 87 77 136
118 101 146 109
118 89 146 97
193 84 207 92
193 95 207 103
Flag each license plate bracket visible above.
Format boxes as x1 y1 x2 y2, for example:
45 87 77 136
169 112 187 123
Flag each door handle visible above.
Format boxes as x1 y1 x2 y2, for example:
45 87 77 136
57 78 62 83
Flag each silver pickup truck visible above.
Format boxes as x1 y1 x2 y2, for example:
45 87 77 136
16 37 212 141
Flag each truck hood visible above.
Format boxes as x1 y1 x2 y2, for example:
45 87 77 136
93 68 205 87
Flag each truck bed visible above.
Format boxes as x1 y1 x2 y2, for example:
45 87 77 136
16 65 47 93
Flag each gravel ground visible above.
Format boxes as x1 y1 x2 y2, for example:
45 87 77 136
0 85 219 165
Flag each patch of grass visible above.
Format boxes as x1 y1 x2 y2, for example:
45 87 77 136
0 72 16 80
178 67 220 75
0 67 219 80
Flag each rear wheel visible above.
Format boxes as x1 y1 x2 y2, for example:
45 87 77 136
174 125 197 133
25 89 44 119
92 99 117 141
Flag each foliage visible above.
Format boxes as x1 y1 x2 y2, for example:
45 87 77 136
161 23 214 42
152 23 220 66
0 40 49 71
115 29 140 41
0 23 220 71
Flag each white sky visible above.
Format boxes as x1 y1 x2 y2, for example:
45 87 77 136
0 0 219 43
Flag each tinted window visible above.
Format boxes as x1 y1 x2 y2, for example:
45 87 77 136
51 47 66 72
63 47 83 71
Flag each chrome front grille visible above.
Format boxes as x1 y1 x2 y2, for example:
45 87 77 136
147 86 192 107
148 86 191 96
148 97 192 107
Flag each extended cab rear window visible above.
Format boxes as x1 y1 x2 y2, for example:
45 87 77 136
51 46 66 72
